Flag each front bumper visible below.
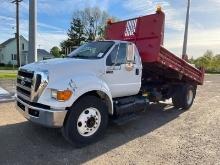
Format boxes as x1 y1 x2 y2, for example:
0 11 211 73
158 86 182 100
16 97 67 128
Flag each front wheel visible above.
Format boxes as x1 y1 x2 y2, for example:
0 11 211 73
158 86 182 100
172 85 196 110
62 95 109 147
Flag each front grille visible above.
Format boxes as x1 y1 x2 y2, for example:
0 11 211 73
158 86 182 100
18 70 34 79
16 69 47 103
17 78 32 88
34 74 42 92
17 86 31 97
17 69 34 101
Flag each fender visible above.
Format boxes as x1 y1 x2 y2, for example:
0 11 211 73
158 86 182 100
38 73 114 114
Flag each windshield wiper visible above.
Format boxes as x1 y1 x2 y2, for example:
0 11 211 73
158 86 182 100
73 55 98 59
71 55 90 59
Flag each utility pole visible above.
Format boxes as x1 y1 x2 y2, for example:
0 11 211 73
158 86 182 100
182 0 191 60
28 0 37 63
11 0 23 67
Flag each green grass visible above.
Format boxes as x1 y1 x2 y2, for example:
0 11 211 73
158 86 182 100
206 72 220 74
0 66 18 70
0 72 17 79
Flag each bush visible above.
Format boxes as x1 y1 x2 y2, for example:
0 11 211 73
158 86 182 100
190 50 220 74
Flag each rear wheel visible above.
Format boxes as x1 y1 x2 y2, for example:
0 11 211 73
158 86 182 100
62 95 108 147
172 84 196 110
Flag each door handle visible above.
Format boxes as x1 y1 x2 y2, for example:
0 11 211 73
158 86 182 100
135 69 140 75
106 70 114 74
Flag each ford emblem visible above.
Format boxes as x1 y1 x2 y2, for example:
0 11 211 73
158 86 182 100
21 80 25 86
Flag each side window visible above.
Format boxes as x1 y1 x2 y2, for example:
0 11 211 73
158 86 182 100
106 43 127 66
117 43 127 64
106 45 119 66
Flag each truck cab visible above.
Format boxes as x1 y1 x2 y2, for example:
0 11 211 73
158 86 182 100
16 40 146 146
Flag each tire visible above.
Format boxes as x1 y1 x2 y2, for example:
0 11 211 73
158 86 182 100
172 85 196 110
62 95 109 147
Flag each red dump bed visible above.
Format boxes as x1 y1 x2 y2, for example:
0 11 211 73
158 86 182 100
106 11 204 85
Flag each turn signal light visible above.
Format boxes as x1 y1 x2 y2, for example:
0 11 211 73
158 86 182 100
57 90 72 101
51 89 72 101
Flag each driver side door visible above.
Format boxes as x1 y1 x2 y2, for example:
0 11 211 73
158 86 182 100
102 43 141 98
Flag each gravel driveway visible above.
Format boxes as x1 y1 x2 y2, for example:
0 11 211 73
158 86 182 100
0 74 219 165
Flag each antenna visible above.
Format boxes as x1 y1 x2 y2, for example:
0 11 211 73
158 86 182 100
182 0 191 60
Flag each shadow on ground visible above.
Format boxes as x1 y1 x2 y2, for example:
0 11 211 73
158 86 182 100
0 103 185 164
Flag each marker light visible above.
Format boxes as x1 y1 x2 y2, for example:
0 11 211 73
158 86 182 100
107 19 113 25
51 89 72 101
156 5 162 13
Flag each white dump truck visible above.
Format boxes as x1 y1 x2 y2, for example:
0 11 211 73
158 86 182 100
16 11 204 147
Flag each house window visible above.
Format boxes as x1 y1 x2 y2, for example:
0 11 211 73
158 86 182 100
22 43 25 50
11 54 17 60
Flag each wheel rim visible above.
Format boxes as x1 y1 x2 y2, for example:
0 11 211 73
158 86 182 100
187 90 194 105
77 107 101 137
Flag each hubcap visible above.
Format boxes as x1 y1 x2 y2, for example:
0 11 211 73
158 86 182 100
187 90 194 105
77 108 101 137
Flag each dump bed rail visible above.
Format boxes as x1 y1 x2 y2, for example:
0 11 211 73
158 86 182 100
159 47 204 85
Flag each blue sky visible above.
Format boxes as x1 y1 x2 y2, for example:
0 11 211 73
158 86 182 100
0 0 220 58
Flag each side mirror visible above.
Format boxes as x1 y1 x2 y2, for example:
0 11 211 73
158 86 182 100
126 43 135 71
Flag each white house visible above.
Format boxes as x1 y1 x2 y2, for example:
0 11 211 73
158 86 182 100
0 35 53 66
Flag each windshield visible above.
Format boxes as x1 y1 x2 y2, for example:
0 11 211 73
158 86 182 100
68 41 114 59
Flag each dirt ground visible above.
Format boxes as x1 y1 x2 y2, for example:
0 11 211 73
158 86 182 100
0 74 219 165
0 79 16 95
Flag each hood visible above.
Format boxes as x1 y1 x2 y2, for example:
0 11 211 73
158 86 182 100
22 58 85 70
21 58 104 81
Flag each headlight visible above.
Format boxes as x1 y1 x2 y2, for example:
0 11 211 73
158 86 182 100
51 89 73 101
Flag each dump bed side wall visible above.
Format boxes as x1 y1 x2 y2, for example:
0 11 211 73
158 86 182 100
106 12 165 62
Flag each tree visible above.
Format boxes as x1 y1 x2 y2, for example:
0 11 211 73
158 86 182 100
191 50 220 73
67 18 86 46
50 46 61 58
77 7 117 40
189 56 194 64
60 6 116 54
60 18 86 53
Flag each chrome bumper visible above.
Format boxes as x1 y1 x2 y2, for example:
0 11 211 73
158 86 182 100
16 98 67 128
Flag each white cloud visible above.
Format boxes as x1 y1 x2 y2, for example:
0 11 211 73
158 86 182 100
122 0 185 31
0 14 66 51
165 28 220 57
121 0 220 57
37 0 110 15
37 32 67 51
1 0 220 56
0 0 112 51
